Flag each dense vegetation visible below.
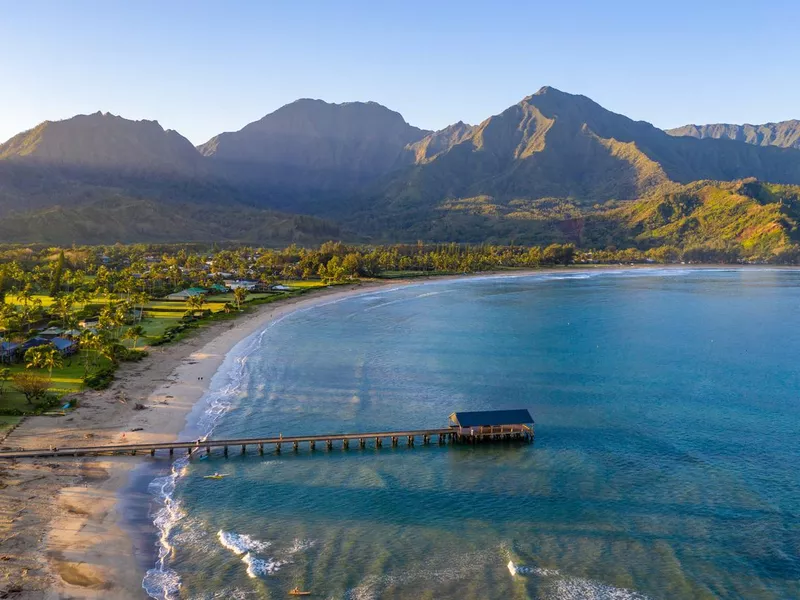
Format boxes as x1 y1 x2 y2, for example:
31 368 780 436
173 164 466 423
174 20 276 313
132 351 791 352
0 196 342 245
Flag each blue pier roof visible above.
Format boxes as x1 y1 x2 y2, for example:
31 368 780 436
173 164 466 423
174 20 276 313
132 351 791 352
449 409 533 427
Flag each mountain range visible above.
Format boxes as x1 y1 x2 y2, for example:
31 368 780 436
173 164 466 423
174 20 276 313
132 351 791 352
1 87 800 256
667 120 800 150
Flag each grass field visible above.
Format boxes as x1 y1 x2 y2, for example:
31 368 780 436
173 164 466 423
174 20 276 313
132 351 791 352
0 415 22 433
278 280 327 289
0 350 110 414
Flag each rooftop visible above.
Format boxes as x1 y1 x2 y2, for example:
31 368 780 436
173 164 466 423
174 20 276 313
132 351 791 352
449 409 534 428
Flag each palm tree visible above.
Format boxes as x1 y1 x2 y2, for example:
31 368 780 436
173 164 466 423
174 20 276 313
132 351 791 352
25 345 62 377
40 346 63 377
99 339 120 365
79 330 100 377
123 325 145 350
233 287 248 310
16 284 42 331
185 293 206 316
53 294 75 329
132 292 148 323
99 302 126 340
0 303 19 335
0 368 11 397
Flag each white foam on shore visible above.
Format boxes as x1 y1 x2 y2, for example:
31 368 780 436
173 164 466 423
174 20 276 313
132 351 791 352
345 548 496 600
217 530 271 555
143 328 269 599
287 538 316 554
548 576 651 599
508 560 650 599
217 530 299 578
242 552 283 578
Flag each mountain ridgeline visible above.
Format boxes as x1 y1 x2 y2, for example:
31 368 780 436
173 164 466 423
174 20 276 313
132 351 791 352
667 120 800 150
198 99 430 189
2 87 800 258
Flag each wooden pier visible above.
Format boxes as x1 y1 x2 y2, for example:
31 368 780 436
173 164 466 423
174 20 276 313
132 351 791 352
0 409 534 460
0 424 533 460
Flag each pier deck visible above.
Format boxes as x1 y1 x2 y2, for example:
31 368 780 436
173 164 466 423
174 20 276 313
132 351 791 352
0 424 533 459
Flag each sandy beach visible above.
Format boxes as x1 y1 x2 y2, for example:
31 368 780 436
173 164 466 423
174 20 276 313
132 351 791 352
0 280 406 599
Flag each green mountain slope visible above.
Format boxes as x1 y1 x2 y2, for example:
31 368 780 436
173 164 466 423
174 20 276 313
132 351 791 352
667 121 800 150
0 197 342 245
581 180 800 255
380 178 800 258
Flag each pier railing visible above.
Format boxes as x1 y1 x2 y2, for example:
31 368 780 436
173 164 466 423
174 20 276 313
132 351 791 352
0 424 534 459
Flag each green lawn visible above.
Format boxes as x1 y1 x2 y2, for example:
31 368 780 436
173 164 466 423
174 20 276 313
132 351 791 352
4 293 59 308
0 350 108 414
0 415 22 433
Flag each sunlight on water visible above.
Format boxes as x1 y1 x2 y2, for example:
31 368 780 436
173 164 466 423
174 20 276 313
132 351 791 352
143 269 800 599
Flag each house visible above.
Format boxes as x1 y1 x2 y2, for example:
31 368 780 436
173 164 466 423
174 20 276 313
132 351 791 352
165 287 207 301
448 409 534 442
51 337 78 356
0 341 20 364
79 317 100 329
270 284 293 292
224 280 258 291
20 337 52 352
39 327 65 339
208 284 228 294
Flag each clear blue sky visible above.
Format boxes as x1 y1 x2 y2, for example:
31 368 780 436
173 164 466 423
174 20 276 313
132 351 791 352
1 0 798 145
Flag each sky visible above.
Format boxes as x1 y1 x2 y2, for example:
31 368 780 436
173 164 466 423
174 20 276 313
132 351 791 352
1 0 799 145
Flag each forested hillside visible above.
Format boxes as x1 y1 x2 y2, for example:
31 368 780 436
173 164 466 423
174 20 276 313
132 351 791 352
1 89 800 258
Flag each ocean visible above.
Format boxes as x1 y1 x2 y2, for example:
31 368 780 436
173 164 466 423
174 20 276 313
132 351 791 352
141 268 800 599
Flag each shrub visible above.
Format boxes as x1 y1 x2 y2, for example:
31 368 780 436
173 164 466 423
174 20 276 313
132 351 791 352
12 372 51 404
84 365 117 390
118 348 148 362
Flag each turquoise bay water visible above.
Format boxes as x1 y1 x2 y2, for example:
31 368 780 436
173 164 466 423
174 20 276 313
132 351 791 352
144 269 800 599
